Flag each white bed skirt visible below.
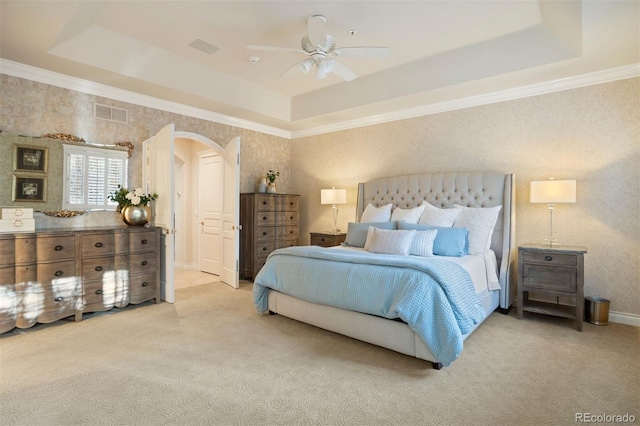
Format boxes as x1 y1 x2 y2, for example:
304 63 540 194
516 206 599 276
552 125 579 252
267 288 499 366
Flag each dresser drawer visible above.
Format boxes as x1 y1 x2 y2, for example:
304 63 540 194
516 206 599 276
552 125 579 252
129 231 157 253
0 282 17 333
37 260 77 283
255 241 276 258
255 212 277 226
0 266 15 285
82 280 116 312
37 235 76 262
279 196 299 212
129 252 157 275
256 226 277 242
279 211 298 226
129 273 157 304
82 257 116 281
278 225 298 240
522 251 577 267
522 264 577 292
38 278 81 323
256 195 276 211
0 239 14 267
276 238 298 249
14 237 36 264
81 233 115 258
0 218 35 232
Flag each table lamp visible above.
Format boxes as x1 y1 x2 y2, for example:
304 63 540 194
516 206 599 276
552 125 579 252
530 178 576 246
321 187 347 234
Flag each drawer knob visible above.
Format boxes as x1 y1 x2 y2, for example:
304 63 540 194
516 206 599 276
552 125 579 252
54 245 63 251
263 232 268 236
263 201 267 205
141 282 148 287
290 216 293 220
544 256 553 261
54 296 63 302
263 216 267 220
54 270 64 277
95 266 103 272
95 289 103 295
321 238 326 241
141 239 148 244
263 247 268 251
95 242 103 248
141 260 148 266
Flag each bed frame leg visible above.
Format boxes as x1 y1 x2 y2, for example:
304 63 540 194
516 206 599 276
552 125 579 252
268 310 277 315
497 306 512 315
432 362 443 370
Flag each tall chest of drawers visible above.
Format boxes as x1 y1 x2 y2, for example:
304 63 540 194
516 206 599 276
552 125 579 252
0 227 161 334
240 193 300 280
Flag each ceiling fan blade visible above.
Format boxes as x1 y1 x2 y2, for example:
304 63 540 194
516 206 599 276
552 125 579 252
307 15 328 47
279 59 312 78
328 59 357 81
333 46 390 59
247 45 304 54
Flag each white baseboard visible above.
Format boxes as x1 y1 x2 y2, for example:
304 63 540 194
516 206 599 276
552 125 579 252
174 262 200 271
609 311 640 327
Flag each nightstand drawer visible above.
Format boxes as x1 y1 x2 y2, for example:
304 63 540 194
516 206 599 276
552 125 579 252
523 251 577 267
522 264 577 292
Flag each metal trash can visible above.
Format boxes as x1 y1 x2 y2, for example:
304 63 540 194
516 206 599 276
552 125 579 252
584 297 610 325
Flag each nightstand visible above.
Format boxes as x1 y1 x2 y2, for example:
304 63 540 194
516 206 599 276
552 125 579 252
310 232 346 247
518 244 588 331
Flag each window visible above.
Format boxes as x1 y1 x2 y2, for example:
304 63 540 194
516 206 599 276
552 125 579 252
62 144 128 210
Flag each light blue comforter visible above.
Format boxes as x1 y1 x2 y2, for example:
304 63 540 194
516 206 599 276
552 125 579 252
253 246 486 366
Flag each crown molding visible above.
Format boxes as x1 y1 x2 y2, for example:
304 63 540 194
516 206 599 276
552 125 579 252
2 59 638 141
290 63 640 139
0 59 291 139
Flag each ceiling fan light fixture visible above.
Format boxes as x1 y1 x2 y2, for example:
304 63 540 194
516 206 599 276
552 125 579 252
300 59 313 74
316 61 328 79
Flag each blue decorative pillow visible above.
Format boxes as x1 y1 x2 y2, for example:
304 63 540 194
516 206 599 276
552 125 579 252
397 222 469 257
343 221 398 248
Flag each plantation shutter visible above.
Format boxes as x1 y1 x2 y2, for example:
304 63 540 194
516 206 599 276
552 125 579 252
63 144 128 210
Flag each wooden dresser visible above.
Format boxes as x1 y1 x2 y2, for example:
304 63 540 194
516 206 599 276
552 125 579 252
0 227 161 334
239 193 300 280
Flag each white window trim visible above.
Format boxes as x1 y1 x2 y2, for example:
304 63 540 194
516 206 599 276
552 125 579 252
62 144 128 211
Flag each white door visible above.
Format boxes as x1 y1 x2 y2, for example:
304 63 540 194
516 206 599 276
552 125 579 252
144 124 176 303
199 152 223 275
221 137 240 288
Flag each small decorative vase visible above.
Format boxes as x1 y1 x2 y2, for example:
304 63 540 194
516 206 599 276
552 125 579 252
257 177 267 193
267 182 277 193
122 205 151 226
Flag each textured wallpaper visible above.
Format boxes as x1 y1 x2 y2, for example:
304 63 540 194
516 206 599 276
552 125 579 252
1 73 637 317
291 78 640 316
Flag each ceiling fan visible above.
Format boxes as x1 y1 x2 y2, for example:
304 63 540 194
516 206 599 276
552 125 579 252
247 15 389 81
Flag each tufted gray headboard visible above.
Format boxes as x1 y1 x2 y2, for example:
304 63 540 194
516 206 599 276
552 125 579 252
356 172 516 311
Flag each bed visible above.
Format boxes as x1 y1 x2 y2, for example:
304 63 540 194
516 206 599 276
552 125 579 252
253 172 516 368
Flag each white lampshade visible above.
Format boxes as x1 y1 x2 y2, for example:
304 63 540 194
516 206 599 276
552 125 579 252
530 179 576 204
321 188 347 205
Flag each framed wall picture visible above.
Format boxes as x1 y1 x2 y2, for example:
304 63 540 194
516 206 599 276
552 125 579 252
13 145 48 173
12 175 47 202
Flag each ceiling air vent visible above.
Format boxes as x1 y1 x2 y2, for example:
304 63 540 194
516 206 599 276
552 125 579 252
189 39 219 55
94 103 128 124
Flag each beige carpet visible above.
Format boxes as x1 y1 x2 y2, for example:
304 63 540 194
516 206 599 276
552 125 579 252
1 281 638 426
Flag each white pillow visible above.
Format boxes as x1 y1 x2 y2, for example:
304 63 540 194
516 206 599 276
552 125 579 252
418 201 463 227
409 229 438 257
360 203 392 222
364 228 415 256
390 204 426 224
453 205 502 256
